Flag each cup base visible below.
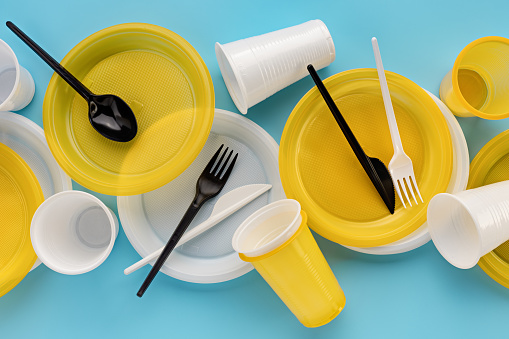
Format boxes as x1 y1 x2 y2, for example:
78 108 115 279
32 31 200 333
303 298 345 328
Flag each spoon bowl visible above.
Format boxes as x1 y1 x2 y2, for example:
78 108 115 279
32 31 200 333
89 94 137 142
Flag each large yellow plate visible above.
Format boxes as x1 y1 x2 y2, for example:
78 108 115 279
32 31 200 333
43 23 214 195
0 143 44 297
469 130 509 289
279 69 453 247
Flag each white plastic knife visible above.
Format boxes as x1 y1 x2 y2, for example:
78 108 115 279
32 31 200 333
124 184 272 275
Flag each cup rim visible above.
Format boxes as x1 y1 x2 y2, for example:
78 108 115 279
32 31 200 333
451 36 509 120
232 199 302 258
30 191 117 274
0 39 21 110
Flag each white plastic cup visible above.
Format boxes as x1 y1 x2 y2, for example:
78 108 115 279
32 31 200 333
427 181 509 269
215 20 335 114
0 39 35 111
31 191 119 275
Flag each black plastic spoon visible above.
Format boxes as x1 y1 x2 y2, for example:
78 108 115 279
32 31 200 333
307 64 395 214
6 21 137 142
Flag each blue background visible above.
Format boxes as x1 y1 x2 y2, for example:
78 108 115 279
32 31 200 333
2 0 509 337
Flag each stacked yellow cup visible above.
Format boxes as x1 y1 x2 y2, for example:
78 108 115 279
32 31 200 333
232 199 345 327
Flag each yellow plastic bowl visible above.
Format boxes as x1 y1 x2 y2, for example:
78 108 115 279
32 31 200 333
468 130 509 289
0 143 44 297
279 69 453 247
43 23 214 195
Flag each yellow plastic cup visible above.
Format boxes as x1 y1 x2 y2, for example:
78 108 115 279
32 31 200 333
232 199 345 327
439 36 509 119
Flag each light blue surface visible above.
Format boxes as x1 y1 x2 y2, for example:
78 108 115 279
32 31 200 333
1 0 509 337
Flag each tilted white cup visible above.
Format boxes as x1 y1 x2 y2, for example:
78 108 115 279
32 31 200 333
216 20 335 114
428 181 509 269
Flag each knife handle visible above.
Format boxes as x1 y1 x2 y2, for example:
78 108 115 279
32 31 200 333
307 64 372 173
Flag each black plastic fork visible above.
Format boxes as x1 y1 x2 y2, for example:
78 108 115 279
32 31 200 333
137 144 238 297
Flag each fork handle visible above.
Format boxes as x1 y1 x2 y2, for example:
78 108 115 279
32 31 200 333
137 201 202 297
372 37 404 154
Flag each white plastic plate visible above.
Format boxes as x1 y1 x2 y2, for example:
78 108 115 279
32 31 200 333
119 109 285 283
0 112 72 270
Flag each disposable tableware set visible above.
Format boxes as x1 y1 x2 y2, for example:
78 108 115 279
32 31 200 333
2 17 509 327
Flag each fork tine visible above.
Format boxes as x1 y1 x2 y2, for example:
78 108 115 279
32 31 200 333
219 153 238 181
211 147 229 175
410 175 424 203
407 176 418 205
394 180 406 209
204 144 224 173
217 150 233 178
400 179 412 207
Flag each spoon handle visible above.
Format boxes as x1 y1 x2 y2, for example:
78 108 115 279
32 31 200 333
6 21 92 101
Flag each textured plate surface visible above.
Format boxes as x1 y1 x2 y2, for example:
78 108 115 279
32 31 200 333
280 69 453 248
119 109 284 283
468 130 509 289
0 143 44 297
43 23 214 195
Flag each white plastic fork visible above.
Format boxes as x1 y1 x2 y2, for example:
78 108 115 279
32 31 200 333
372 37 423 208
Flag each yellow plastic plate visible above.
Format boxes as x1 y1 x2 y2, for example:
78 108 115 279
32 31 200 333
279 69 453 247
0 143 44 297
468 130 509 289
43 23 214 195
